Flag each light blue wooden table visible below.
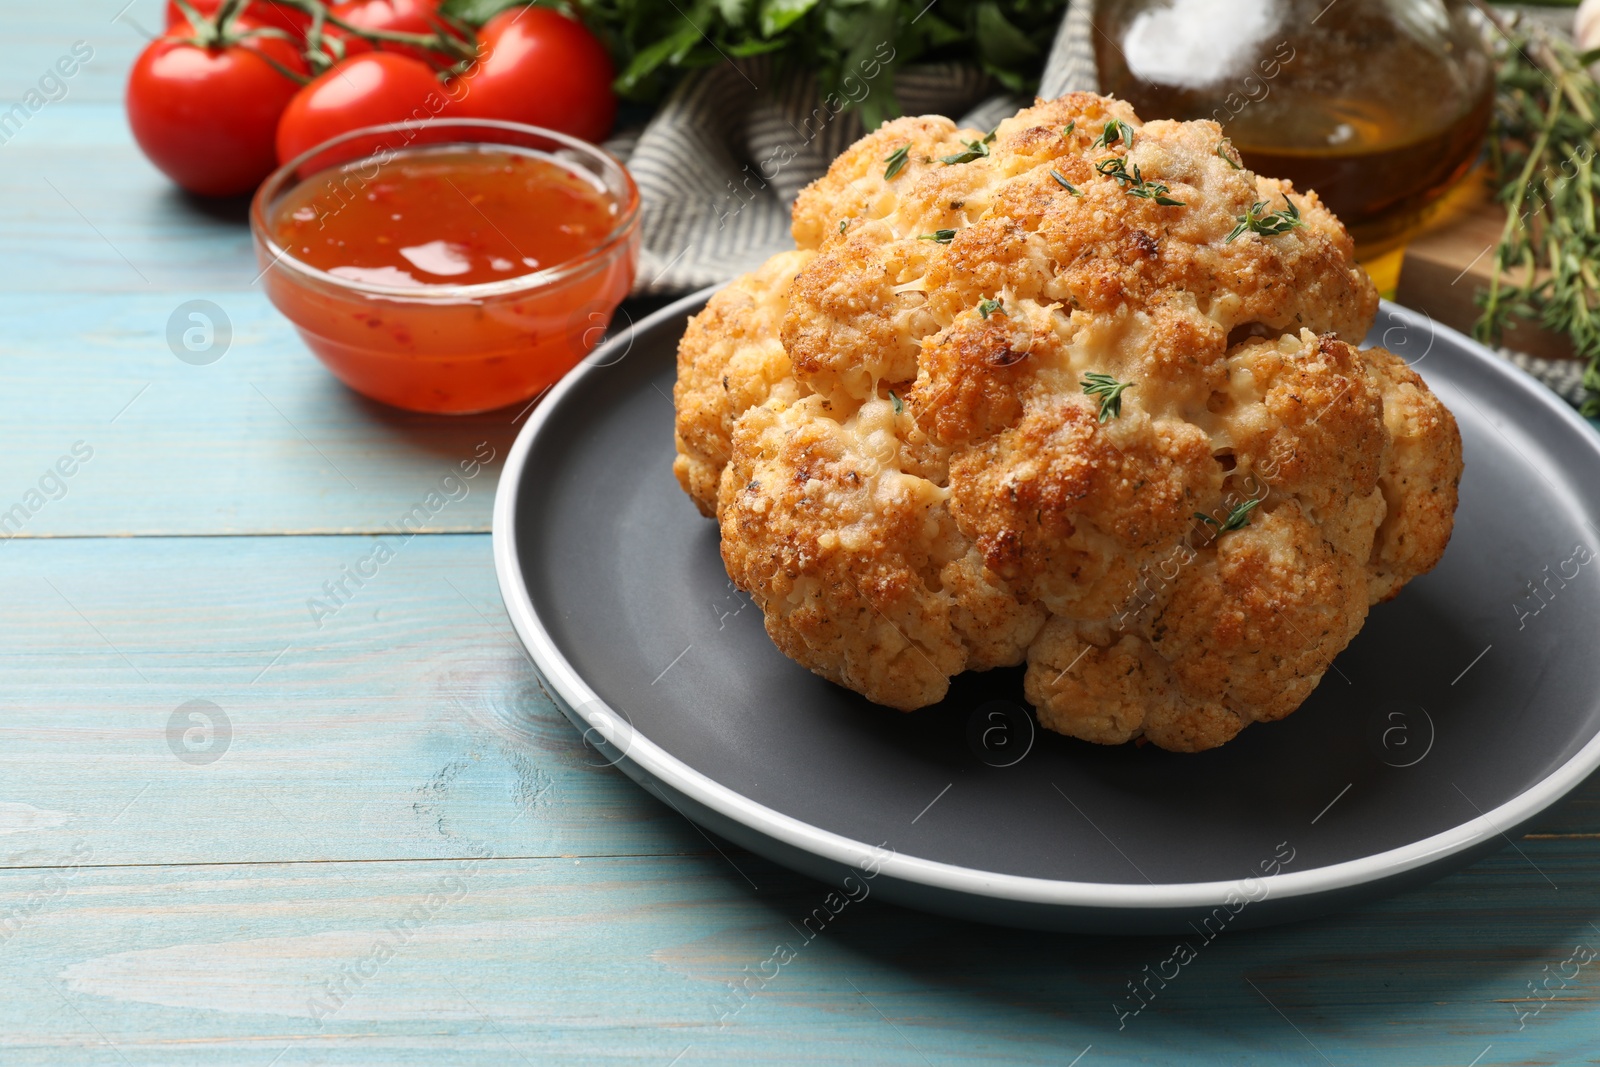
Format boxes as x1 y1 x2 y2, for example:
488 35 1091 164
4 4 1600 1063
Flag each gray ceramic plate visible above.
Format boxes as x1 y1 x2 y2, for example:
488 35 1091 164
493 288 1600 933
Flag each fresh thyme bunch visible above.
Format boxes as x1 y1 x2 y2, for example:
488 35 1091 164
1477 14 1600 416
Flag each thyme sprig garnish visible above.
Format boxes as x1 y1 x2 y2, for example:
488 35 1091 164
1215 142 1242 169
884 144 910 180
941 138 991 165
978 297 1004 318
1051 169 1082 195
1095 156 1185 205
888 389 904 414
1080 372 1133 422
1475 11 1600 415
1091 118 1135 149
1225 197 1303 242
918 229 957 243
1196 497 1261 533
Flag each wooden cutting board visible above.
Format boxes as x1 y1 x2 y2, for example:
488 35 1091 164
1395 178 1581 362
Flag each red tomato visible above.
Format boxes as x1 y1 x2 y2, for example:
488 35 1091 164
164 0 311 38
449 7 616 144
127 23 308 197
275 53 446 166
325 0 465 66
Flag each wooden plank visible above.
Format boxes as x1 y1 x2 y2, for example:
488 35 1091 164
0 289 534 536
1397 182 1585 363
0 844 1597 1065
0 103 273 294
0 532 1596 874
0 2 158 105
0 284 672 538
0 533 703 868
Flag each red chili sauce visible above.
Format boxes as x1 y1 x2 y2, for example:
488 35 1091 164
263 146 634 413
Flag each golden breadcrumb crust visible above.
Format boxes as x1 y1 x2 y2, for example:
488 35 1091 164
672 93 1462 752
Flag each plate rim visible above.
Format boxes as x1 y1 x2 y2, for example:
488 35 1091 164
492 287 1600 912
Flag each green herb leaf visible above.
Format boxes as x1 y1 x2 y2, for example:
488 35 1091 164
758 0 820 37
838 219 848 234
715 0 752 25
940 138 990 165
438 0 524 24
615 22 704 94
1050 169 1081 195
978 297 1004 318
918 229 957 243
724 36 789 56
884 143 910 180
1195 497 1262 533
1225 197 1303 242
1080 371 1133 422
974 0 1039 87
915 9 965 47
1062 120 1075 136
1091 118 1135 150
1095 156 1184 205
888 389 904 414
1215 142 1242 169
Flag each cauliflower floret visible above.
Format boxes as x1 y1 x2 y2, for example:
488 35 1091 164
718 394 1046 709
673 250 815 516
673 93 1463 751
1362 346 1464 601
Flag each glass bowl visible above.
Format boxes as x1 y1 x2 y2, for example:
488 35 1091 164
250 119 640 414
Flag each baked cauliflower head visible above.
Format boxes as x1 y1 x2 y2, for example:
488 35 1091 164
673 93 1462 752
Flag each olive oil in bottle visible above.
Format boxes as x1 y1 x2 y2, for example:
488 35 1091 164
1093 0 1494 257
